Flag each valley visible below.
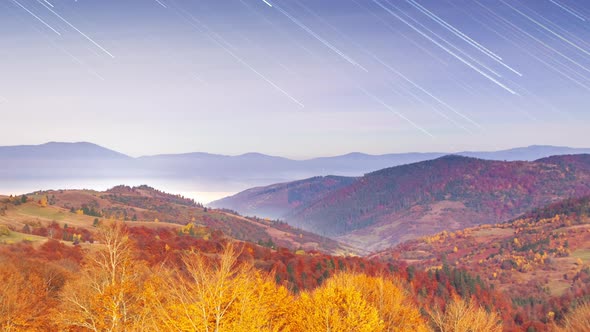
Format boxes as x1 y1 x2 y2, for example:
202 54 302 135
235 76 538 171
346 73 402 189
215 154 590 251
2 147 590 331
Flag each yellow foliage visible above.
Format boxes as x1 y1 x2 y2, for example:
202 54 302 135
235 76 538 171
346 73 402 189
430 297 502 332
149 243 293 332
329 273 429 332
39 225 503 332
554 302 590 332
289 273 429 332
181 222 195 235
291 275 384 332
55 222 149 331
0 262 49 331
0 225 10 237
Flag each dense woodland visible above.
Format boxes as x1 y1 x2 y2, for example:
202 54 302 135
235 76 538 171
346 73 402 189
290 155 590 237
0 221 509 331
0 218 587 331
1 187 590 330
378 196 590 331
215 155 590 253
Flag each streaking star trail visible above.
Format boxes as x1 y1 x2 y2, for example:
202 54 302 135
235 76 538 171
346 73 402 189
372 0 518 95
260 0 368 72
11 0 60 35
1 0 589 154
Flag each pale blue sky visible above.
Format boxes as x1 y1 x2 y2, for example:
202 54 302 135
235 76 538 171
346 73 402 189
1 0 589 158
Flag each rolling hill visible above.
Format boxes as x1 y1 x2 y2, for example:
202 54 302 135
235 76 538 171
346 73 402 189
372 196 590 327
0 185 352 255
0 189 520 331
214 154 590 252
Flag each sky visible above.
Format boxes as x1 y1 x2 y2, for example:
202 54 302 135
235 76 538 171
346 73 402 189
1 0 590 158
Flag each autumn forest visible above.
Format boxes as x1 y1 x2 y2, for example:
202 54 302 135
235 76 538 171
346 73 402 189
1 184 590 332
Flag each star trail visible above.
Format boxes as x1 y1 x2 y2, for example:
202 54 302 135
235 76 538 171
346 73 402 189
1 0 589 157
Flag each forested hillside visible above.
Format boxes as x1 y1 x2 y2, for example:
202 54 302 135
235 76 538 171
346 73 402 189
0 218 512 331
375 196 590 330
210 175 356 219
217 154 590 252
0 186 351 255
3 187 590 330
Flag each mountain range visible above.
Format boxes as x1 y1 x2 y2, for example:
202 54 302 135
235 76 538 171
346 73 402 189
212 154 590 252
2 142 590 196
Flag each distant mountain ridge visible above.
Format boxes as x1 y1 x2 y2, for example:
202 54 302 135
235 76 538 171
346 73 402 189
459 145 590 162
2 141 589 165
2 142 590 197
0 142 131 160
212 154 590 252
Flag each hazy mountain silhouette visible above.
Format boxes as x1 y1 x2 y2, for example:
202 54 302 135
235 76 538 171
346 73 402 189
213 154 590 251
2 142 589 194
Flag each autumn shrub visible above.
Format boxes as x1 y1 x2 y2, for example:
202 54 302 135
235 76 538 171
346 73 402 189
0 260 51 331
291 273 384 332
147 243 294 332
327 273 430 332
430 296 502 332
55 222 150 331
554 302 590 332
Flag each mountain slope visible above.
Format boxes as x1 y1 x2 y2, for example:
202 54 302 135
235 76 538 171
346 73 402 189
462 145 590 161
0 186 353 255
209 176 357 219
217 154 590 252
304 155 590 250
372 196 590 326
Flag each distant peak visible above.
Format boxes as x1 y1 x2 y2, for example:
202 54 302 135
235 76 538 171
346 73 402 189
343 152 370 157
236 152 288 160
239 152 267 157
44 141 95 146
27 141 131 159
522 145 568 150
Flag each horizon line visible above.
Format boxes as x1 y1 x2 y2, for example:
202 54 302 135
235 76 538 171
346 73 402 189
1 140 589 161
